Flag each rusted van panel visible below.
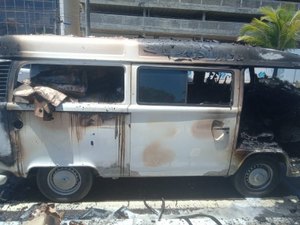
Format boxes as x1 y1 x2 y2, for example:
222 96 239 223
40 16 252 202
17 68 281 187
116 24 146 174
16 111 129 177
129 65 242 177
0 35 300 201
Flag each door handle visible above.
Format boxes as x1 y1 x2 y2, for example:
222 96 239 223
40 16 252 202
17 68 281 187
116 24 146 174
211 120 229 141
213 127 229 131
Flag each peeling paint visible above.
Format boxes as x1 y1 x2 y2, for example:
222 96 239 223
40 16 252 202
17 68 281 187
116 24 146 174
117 114 126 175
259 52 284 60
70 113 116 142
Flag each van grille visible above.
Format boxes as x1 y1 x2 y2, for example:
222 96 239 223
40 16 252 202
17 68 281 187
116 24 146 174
0 61 11 102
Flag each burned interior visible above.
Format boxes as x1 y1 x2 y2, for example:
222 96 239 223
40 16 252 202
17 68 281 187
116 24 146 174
238 67 300 158
13 64 124 120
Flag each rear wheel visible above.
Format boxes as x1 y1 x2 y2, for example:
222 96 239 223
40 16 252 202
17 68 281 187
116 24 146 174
37 167 93 202
233 156 280 197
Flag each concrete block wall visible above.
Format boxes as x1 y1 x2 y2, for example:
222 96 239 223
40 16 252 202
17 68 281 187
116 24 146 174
81 0 300 40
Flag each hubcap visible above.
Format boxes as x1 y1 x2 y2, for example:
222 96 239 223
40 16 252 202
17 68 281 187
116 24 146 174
47 167 81 195
245 164 273 190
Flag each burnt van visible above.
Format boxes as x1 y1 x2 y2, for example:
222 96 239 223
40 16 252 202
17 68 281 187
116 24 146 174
0 35 299 202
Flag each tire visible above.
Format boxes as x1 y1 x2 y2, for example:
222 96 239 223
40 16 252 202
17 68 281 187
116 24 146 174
37 167 93 202
233 156 280 197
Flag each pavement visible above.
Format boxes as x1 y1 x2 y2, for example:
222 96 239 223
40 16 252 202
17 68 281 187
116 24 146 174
0 197 299 224
0 176 299 224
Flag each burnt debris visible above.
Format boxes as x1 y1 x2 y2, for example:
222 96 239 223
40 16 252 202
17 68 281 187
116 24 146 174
239 75 300 157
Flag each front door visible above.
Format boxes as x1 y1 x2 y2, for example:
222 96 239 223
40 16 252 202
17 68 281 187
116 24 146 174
129 65 241 176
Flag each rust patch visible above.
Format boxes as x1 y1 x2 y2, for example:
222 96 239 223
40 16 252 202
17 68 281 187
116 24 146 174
70 112 112 142
165 127 178 138
70 113 83 141
203 169 229 176
69 112 119 142
191 120 212 139
116 114 126 175
73 113 103 127
232 149 250 166
143 142 175 167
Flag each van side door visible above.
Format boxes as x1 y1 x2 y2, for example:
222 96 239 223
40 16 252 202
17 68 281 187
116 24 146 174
8 62 131 177
129 65 241 176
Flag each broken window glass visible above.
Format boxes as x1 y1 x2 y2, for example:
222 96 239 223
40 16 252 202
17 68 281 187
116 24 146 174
138 67 232 106
14 64 124 121
240 67 300 157
15 64 124 104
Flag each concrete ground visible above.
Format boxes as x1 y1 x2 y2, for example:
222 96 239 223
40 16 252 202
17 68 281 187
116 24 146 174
0 176 299 224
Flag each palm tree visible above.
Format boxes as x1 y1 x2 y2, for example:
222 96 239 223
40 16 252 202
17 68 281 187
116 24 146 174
238 6 300 77
238 6 300 51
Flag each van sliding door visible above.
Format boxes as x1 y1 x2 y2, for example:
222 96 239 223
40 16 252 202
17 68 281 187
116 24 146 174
129 65 241 177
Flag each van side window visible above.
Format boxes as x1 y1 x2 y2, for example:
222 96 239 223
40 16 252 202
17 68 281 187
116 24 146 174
14 64 124 104
138 67 232 106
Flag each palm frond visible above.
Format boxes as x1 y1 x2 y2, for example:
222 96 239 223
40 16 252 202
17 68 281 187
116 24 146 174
238 6 300 50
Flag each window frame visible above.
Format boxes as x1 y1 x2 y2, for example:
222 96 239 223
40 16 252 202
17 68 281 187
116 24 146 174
136 65 235 107
8 60 129 112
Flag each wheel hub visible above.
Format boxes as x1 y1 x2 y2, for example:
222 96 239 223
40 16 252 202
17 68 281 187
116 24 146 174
248 168 269 187
52 170 77 190
245 164 273 190
48 168 81 195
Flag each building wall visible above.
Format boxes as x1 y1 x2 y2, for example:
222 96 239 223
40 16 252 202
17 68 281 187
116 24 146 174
81 0 300 41
0 0 80 36
0 0 59 35
1 0 299 40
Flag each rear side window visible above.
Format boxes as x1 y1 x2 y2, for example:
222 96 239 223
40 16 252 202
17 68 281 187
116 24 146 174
138 67 232 106
15 64 124 103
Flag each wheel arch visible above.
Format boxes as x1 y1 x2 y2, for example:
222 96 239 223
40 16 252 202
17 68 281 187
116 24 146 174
27 165 100 178
231 151 288 176
35 166 96 202
232 153 283 197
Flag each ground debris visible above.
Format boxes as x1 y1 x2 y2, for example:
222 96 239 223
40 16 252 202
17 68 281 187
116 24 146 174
21 203 63 225
68 221 85 225
79 208 111 220
0 197 300 224
113 206 136 219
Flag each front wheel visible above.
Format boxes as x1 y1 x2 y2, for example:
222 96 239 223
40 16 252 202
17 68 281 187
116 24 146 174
37 167 93 202
233 156 280 197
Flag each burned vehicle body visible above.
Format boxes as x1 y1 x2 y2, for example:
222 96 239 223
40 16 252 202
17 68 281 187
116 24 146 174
0 35 300 202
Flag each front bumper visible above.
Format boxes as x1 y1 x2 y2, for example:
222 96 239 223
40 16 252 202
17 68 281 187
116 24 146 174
0 174 7 185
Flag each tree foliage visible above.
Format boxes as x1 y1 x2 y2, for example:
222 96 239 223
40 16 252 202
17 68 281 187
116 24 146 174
238 6 300 50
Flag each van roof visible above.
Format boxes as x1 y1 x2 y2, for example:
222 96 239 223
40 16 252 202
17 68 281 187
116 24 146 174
0 35 300 68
